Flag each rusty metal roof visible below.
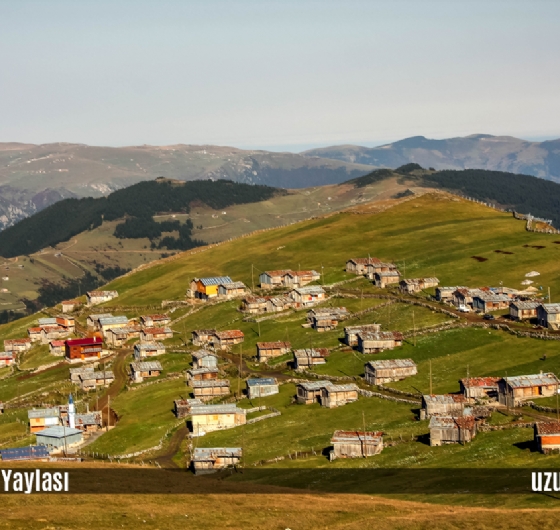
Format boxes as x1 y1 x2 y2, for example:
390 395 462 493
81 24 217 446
460 377 500 387
214 330 244 340
429 415 475 429
192 350 218 359
367 358 416 370
257 341 291 349
331 430 383 443
423 394 466 404
142 327 172 335
504 373 559 388
535 422 560 435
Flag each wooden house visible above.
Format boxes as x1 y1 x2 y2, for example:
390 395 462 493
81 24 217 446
452 288 485 308
308 307 350 332
218 281 247 298
509 301 540 321
293 348 329 370
86 290 118 306
49 340 66 356
459 377 500 399
4 338 31 353
140 314 171 328
74 412 102 434
296 381 358 408
0 402 4 415
289 286 326 308
130 361 162 383
246 377 279 398
241 296 268 314
69 366 94 383
140 327 173 341
357 331 403 354
344 324 381 347
173 398 203 418
40 325 71 345
472 294 511 312
399 277 439 294
212 330 244 350
266 295 293 313
191 350 219 369
98 315 129 336
497 373 559 406
429 415 477 446
105 325 142 347
422 394 466 417
364 358 417 385
187 367 219 382
256 341 291 362
0 351 14 367
189 277 233 300
259 270 291 289
537 304 560 330
87 313 114 330
534 422 560 454
65 337 103 363
435 286 467 302
27 327 42 342
28 408 60 433
55 315 75 332
188 404 246 435
61 299 80 313
373 270 401 288
134 341 165 360
192 329 216 346
346 258 380 275
79 370 114 391
330 430 384 460
192 447 242 474
365 261 398 280
281 270 320 288
192 379 230 400
38 317 57 327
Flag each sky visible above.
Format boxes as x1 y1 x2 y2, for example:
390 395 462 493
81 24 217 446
0 0 559 151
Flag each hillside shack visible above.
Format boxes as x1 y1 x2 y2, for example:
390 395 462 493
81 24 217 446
365 260 398 279
281 270 320 288
187 367 219 382
256 341 291 362
134 341 165 360
3 338 31 353
140 327 173 341
293 348 329 370
509 301 540 321
364 358 417 385
346 258 380 275
289 286 326 308
213 330 244 350
173 398 203 418
459 377 500 399
49 340 66 356
472 294 511 312
61 300 80 313
373 270 401 288
452 288 485 308
296 380 333 404
246 378 279 398
69 366 95 383
192 350 219 369
422 394 466 417
534 422 560 454
0 352 14 367
498 373 559 406
192 379 230 400
400 277 439 294
189 277 233 300
537 304 560 330
241 296 268 314
192 329 216 346
86 313 114 330
27 327 42 342
266 295 294 312
105 325 142 347
74 412 102 434
330 430 384 460
36 426 83 452
296 381 358 408
140 314 171 328
429 415 477 446
192 447 242 474
130 361 162 383
436 286 467 302
309 307 350 332
98 315 129 336
218 281 247 298
86 290 118 306
65 337 103 362
344 324 381 347
28 408 60 433
259 270 291 289
79 370 115 391
40 325 71 344
358 331 403 354
188 404 246 435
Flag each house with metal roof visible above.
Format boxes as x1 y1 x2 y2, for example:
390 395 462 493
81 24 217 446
365 260 398 280
330 430 384 460
105 325 142 347
86 313 114 329
3 338 31 353
459 377 500 399
212 330 244 350
399 278 439 294
358 331 403 354
186 366 219 382
364 359 417 385
174 398 203 418
0 351 14 367
36 426 83 452
140 314 171 328
98 315 129 337
429 415 477 446
346 257 381 275
38 317 57 327
192 379 230 400
422 394 466 417
134 341 165 360
140 327 173 342
69 366 95 383
259 270 292 289
191 350 219 369
537 304 560 330
0 445 50 462
218 281 247 298
74 412 102 434
293 348 329 370
281 270 321 288
79 370 115 391
266 295 293 313
534 422 560 453
86 290 118 306
289 286 326 308
509 301 540 321
192 447 242 474
256 341 291 362
372 270 401 288
192 329 216 346
188 404 246 435
498 373 559 406
65 337 103 362
188 277 233 300
308 307 350 332
344 324 381 347
28 408 60 433
246 378 279 398
130 361 163 383
296 381 359 408
435 286 467 302
472 293 511 313
241 296 269 314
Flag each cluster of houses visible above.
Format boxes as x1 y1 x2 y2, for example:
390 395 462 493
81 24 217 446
242 286 327 314
70 365 115 391
307 307 349 332
27 316 76 345
188 277 248 301
192 329 245 351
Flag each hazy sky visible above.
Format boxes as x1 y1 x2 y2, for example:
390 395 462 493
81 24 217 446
1 0 559 151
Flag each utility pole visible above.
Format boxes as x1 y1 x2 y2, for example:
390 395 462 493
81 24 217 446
429 360 432 395
549 286 552 304
362 410 367 458
321 264 324 286
106 395 111 432
403 259 406 278
238 345 243 398
251 264 255 293
257 320 261 337
412 310 416 347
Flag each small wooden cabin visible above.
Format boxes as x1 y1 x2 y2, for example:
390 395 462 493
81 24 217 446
241 296 268 314
192 447 242 474
497 373 559 406
459 377 500 399
435 286 466 302
188 404 246 435
399 277 439 294
173 398 203 418
189 277 233 300
357 331 403 354
218 281 247 298
187 367 219 382
134 341 165 359
266 296 293 313
293 348 329 370
289 286 326 308
534 422 560 454
3 338 31 353
246 378 279 398
422 394 466 417
472 294 511 312
259 270 291 289
140 314 171 328
364 358 417 385
192 329 216 346
130 361 162 383
346 258 380 275
373 270 401 288
537 304 560 330
330 430 384 460
140 327 173 342
321 383 359 408
86 290 118 306
344 324 381 347
192 379 230 400
256 341 291 362
509 301 540 321
191 350 219 369
212 330 244 350
429 415 477 446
